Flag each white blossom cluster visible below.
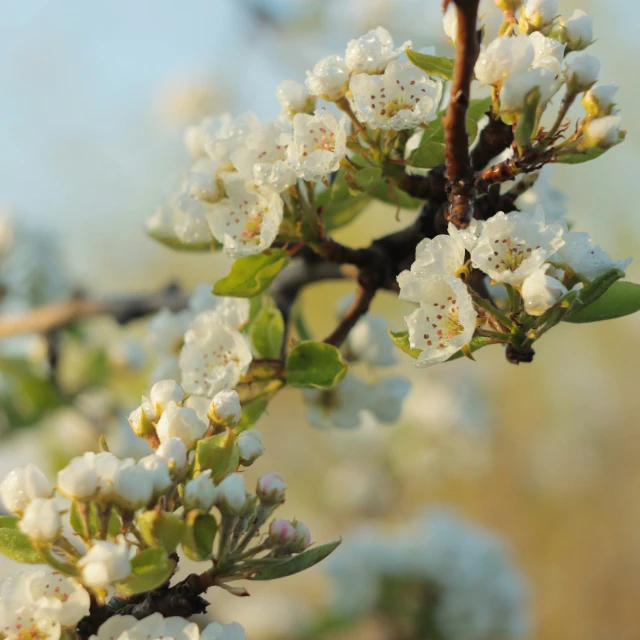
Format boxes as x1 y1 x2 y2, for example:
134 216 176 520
398 206 631 367
325 507 529 640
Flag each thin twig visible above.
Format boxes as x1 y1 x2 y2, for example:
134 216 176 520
324 285 376 347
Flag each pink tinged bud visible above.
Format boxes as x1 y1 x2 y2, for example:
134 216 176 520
149 379 185 416
256 472 286 504
0 464 52 514
291 520 312 552
19 498 61 541
268 518 296 546
209 389 241 427
237 429 265 466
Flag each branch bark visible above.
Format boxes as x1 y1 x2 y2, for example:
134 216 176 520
444 0 482 229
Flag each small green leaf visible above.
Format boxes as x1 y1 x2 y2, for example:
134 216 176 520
252 539 341 581
120 548 175 596
565 279 639 324
195 431 240 482
235 396 269 433
555 146 608 165
514 87 541 151
285 342 348 388
137 510 185 554
346 167 383 192
389 329 423 359
181 512 218 562
465 97 492 145
0 523 44 564
408 120 445 169
371 180 422 210
249 303 285 359
405 47 454 80
213 250 290 298
316 170 371 231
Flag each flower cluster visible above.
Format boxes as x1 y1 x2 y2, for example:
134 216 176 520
325 507 529 640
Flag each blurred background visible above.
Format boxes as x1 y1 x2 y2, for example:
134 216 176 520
1 0 639 638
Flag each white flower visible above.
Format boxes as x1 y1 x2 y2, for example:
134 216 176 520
469 209 565 285
523 0 557 28
529 31 565 75
404 275 477 367
184 114 232 160
276 79 316 118
582 84 618 117
147 308 191 357
555 230 632 280
183 158 222 203
137 455 172 494
92 612 204 640
188 285 250 328
268 518 296 546
206 175 284 258
180 319 252 398
156 438 189 471
26 569 90 628
500 67 557 113
397 233 466 303
0 600 60 640
18 499 61 542
369 376 411 424
184 470 217 512
305 55 350 101
583 115 623 149
155 402 207 449
148 380 185 417
347 315 396 367
565 53 600 92
303 373 371 429
201 621 246 640
237 429 265 466
0 464 52 514
563 9 593 51
78 537 132 589
345 27 408 74
521 265 568 316
112 461 154 510
57 455 99 501
209 389 242 426
204 112 261 165
475 36 534 86
228 121 296 193
349 60 442 130
256 472 286 504
215 474 246 514
173 192 217 246
286 110 347 180
443 4 458 43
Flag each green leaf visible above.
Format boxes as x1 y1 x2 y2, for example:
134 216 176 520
120 548 175 596
0 522 44 564
195 431 240 482
181 512 218 562
213 250 290 298
346 167 383 192
69 502 122 539
564 279 640 324
514 87 541 152
408 120 445 169
555 146 607 165
389 330 496 362
235 396 269 433
249 303 285 359
316 170 372 232
285 342 348 388
465 97 492 145
137 510 185 554
252 539 342 581
405 48 454 80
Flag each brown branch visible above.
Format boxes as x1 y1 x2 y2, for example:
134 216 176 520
444 0 481 229
470 116 514 170
0 286 188 339
324 284 376 347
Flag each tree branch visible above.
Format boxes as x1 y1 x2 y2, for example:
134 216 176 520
444 0 481 229
324 284 376 347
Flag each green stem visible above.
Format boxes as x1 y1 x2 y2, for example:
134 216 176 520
540 89 577 148
472 294 516 331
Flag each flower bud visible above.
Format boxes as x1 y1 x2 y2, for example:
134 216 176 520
522 0 557 30
345 27 404 74
495 0 522 11
208 390 241 427
521 266 568 316
127 405 155 438
156 438 188 471
276 80 316 118
19 498 61 542
215 474 247 514
92 452 122 500
499 68 554 116
582 84 618 118
57 456 99 501
305 55 349 102
137 455 172 494
562 10 593 51
184 470 217 512
149 380 186 416
78 537 131 589
0 464 52 514
268 518 296 547
256 472 286 505
583 115 623 149
290 520 312 552
155 402 207 449
112 461 153 510
236 429 265 466
565 53 600 92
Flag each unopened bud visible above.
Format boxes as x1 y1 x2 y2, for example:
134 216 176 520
149 380 185 416
268 518 296 547
237 429 265 466
0 464 52 515
521 266 568 316
113 461 153 510
305 55 349 102
208 390 241 427
583 115 623 149
565 53 600 92
19 498 61 542
127 405 155 438
276 80 316 119
156 438 189 472
582 84 618 118
495 0 522 12
290 520 311 552
562 9 593 51
256 472 286 505
184 470 217 512
521 0 557 30
156 402 207 449
215 474 247 514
